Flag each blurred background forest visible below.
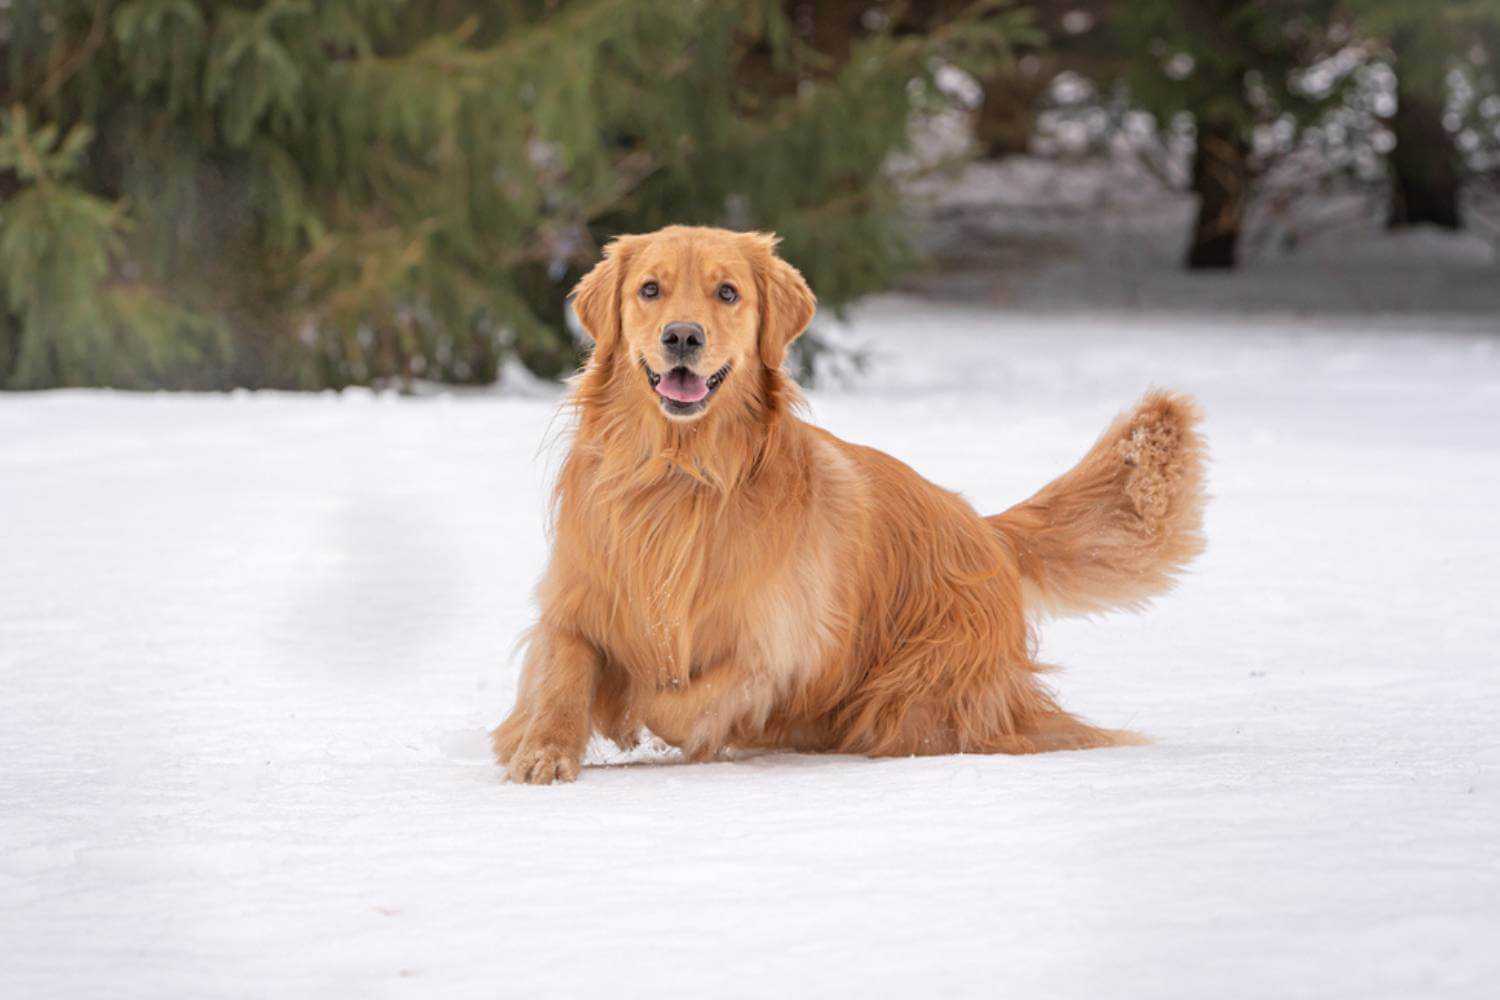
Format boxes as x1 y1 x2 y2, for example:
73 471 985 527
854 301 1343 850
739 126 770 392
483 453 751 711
1 0 1497 391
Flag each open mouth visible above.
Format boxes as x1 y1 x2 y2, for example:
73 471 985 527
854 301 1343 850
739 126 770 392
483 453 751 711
642 359 731 417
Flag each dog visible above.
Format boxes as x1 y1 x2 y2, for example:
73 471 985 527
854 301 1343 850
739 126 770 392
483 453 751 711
493 226 1207 783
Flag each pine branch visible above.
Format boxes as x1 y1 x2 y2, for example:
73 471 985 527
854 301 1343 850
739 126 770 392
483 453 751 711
33 0 111 101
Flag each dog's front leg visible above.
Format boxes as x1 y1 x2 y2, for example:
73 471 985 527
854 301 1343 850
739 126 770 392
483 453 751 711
491 627 599 784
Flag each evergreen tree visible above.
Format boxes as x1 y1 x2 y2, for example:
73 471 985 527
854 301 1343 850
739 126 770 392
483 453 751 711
1114 0 1345 269
0 1 1025 390
970 0 1116 159
1346 0 1500 230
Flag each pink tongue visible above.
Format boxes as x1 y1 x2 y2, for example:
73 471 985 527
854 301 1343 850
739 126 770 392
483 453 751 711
657 368 709 403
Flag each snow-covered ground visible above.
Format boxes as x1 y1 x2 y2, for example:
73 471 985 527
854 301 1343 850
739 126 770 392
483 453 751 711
3 301 1498 998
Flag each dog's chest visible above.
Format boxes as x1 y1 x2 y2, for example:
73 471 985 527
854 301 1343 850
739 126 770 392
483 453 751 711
588 487 839 688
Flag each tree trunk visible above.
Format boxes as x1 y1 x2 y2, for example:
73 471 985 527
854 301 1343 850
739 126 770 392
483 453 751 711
1186 119 1249 270
1387 84 1462 230
975 68 1044 159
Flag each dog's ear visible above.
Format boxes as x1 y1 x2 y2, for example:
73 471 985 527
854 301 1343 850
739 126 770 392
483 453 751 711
750 234 816 371
570 235 640 359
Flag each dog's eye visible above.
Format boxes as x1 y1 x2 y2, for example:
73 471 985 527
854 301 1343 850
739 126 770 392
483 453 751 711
639 281 660 300
717 283 739 304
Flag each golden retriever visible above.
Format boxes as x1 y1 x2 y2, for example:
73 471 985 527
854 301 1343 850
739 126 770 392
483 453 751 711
493 225 1206 783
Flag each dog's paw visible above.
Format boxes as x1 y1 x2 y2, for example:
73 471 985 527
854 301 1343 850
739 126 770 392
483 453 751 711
506 744 581 785
604 723 643 752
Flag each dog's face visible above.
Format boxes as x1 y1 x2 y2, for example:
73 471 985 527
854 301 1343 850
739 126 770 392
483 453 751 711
618 228 759 420
571 226 816 422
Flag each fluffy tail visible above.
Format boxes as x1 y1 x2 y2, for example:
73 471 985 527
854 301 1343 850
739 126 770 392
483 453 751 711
989 390 1208 618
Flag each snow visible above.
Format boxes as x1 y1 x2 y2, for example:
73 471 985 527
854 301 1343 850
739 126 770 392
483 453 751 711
4 301 1500 998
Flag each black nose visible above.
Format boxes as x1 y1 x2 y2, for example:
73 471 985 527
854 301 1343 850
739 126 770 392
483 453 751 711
660 322 704 363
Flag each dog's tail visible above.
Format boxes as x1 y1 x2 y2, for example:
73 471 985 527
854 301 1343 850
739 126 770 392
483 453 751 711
988 390 1208 619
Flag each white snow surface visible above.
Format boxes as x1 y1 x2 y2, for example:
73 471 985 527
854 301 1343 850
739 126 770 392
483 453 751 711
3 302 1499 998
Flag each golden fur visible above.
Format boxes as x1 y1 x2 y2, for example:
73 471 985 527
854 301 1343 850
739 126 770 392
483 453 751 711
493 226 1208 783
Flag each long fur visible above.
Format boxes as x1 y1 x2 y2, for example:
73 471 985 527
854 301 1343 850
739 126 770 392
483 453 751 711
493 226 1208 783
989 390 1208 619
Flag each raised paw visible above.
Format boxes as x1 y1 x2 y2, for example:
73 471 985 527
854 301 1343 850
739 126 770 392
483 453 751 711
506 744 581 785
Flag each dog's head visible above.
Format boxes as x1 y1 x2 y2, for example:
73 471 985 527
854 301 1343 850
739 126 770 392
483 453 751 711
570 226 815 423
